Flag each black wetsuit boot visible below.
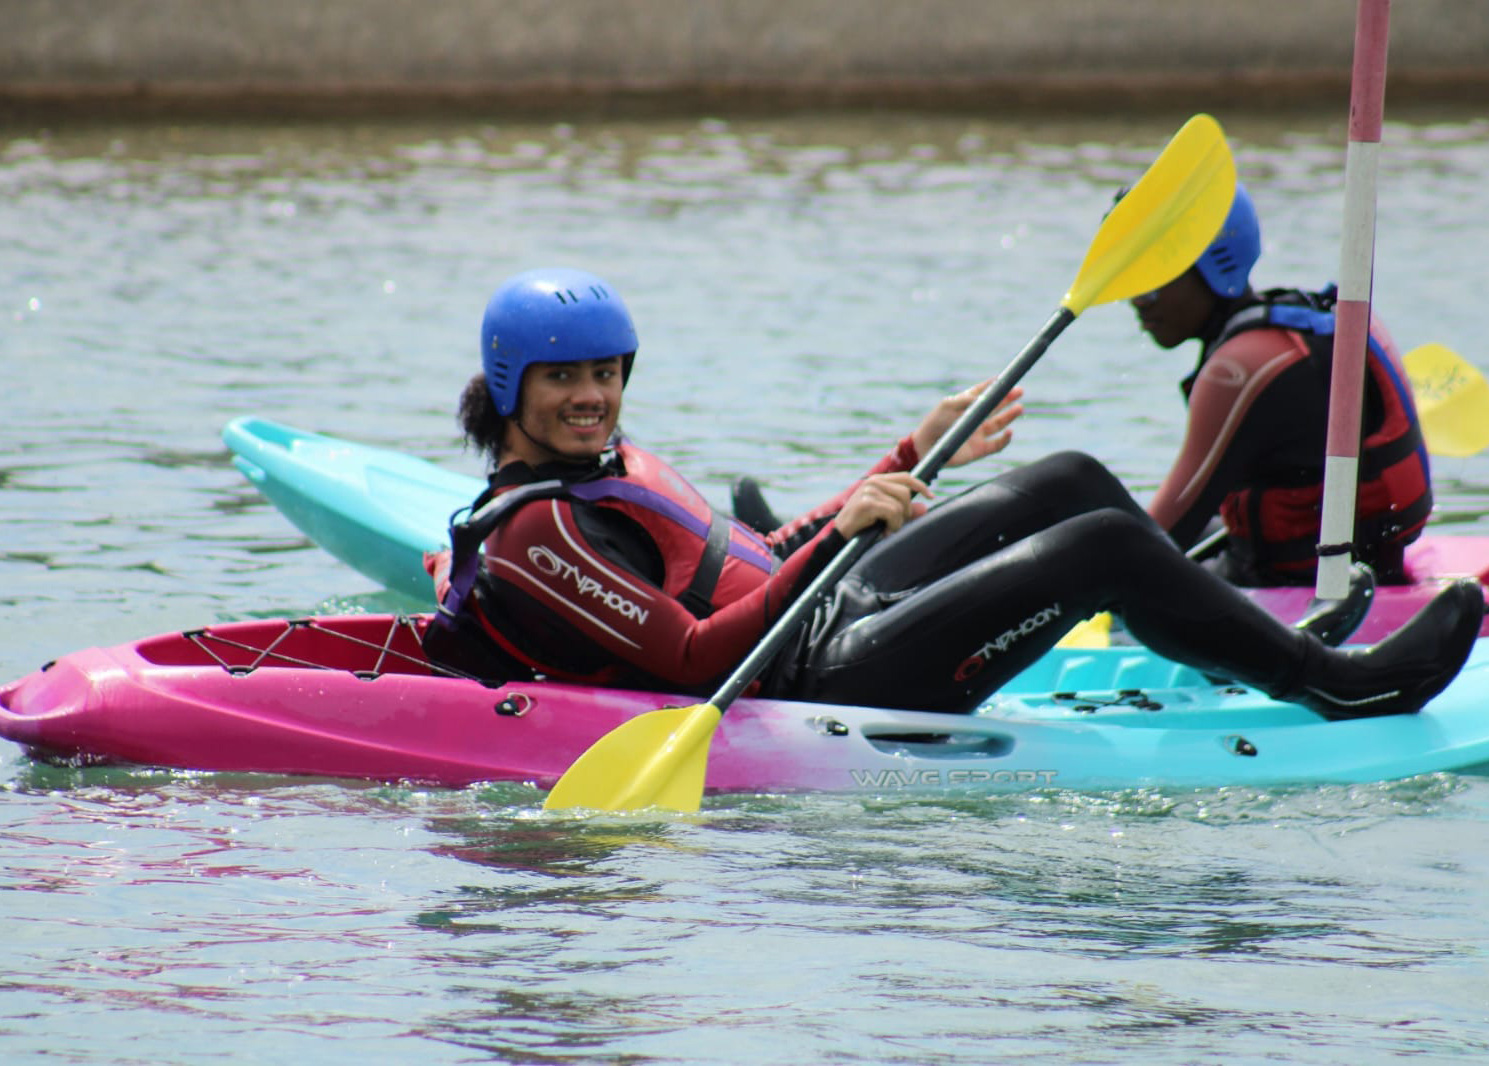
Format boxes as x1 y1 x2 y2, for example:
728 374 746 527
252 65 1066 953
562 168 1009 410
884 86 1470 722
1103 518 1482 720
1291 563 1376 647
1282 578 1484 720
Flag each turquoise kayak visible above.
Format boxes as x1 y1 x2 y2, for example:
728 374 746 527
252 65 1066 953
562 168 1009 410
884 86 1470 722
224 416 476 601
222 415 1489 640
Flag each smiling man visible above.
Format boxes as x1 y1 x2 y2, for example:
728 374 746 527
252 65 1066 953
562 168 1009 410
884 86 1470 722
1130 183 1432 587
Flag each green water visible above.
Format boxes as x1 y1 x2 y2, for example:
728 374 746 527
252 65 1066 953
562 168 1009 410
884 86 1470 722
3 107 1489 1062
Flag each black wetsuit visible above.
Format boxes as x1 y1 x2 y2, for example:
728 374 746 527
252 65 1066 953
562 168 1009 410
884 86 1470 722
779 451 1309 711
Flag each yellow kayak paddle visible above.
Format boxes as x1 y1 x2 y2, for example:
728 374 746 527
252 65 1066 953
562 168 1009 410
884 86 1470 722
543 113 1237 813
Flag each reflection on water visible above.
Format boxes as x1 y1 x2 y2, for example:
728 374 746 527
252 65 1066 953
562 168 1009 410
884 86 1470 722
4 109 1489 1062
394 778 1489 1061
2 754 1488 1061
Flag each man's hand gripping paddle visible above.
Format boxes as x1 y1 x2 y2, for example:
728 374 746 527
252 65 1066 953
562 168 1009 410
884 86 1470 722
543 114 1238 814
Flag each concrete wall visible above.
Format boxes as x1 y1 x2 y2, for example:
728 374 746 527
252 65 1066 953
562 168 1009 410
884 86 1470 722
4 0 1487 116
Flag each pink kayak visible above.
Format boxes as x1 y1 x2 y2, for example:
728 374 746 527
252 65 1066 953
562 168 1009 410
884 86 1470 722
6 612 1489 793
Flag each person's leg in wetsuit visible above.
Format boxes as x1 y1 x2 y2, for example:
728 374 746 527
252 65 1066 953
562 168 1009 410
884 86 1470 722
795 453 1481 719
844 451 1153 592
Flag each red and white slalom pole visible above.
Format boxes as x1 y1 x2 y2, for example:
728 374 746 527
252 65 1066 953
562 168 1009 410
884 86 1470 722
1316 0 1391 601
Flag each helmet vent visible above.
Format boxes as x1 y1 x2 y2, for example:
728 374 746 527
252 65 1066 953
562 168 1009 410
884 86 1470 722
1194 183 1260 298
552 286 614 304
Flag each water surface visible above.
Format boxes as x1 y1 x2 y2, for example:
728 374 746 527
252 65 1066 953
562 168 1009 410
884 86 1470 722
3 107 1489 1063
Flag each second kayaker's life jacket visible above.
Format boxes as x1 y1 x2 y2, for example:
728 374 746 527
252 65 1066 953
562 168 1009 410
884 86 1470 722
425 441 779 684
1200 286 1432 577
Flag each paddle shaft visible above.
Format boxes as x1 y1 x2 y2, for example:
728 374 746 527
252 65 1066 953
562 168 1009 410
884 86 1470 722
708 306 1077 711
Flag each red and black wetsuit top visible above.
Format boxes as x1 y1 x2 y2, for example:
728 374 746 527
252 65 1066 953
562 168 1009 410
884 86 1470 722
1149 286 1432 584
424 436 921 692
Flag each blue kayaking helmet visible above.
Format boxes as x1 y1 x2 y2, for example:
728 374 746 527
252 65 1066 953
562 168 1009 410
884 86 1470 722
480 267 638 417
1193 182 1261 299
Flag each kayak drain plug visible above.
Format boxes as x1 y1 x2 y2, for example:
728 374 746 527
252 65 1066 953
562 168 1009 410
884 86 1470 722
1226 735 1258 757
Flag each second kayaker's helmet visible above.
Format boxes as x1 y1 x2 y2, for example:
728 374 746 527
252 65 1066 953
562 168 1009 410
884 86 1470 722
480 267 638 417
1193 182 1261 299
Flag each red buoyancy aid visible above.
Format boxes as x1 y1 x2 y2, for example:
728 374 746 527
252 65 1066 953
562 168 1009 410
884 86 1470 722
429 440 785 686
1209 290 1433 577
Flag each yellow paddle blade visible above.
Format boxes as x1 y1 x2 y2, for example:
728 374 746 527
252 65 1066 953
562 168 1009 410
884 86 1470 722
1404 343 1489 458
1056 611 1113 649
542 703 721 813
1064 114 1236 315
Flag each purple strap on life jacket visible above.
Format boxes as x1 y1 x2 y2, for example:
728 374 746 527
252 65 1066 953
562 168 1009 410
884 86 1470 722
439 541 483 622
569 477 776 572
435 479 567 627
